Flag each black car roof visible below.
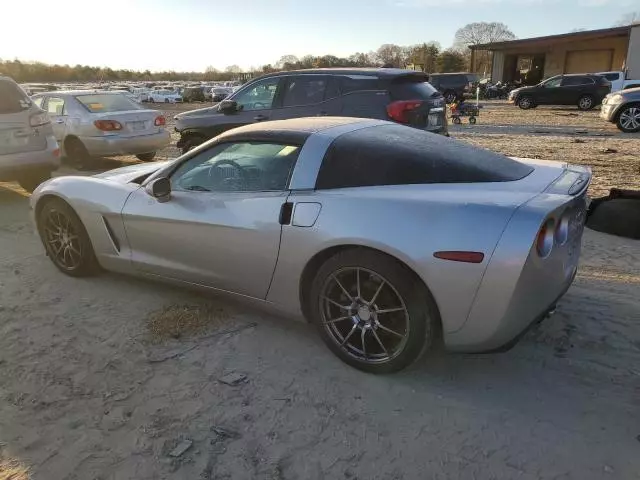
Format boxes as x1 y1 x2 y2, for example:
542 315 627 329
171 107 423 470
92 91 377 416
215 117 376 145
256 68 428 80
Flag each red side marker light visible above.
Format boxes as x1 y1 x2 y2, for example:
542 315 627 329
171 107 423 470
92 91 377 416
434 251 485 263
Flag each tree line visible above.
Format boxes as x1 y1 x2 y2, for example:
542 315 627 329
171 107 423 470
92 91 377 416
1 22 517 83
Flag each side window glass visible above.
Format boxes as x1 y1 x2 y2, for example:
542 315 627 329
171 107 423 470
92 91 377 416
171 142 300 193
544 77 562 88
340 77 382 94
282 77 328 107
47 97 65 115
233 77 280 111
324 77 341 100
604 73 619 81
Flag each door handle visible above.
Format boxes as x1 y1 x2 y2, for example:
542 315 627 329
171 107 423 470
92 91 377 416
55 119 65 124
254 115 268 121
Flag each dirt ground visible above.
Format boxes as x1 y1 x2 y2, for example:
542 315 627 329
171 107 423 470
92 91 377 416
0 102 639 480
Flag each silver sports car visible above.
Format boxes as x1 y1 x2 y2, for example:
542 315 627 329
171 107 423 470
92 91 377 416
30 117 591 373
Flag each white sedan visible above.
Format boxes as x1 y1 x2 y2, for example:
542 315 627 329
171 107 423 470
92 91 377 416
148 90 183 103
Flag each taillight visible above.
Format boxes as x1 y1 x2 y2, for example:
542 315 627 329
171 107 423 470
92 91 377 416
94 120 122 131
536 218 556 258
29 112 50 127
154 115 166 127
387 100 423 123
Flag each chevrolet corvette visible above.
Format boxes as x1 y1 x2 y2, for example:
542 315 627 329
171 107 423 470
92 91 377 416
30 117 591 372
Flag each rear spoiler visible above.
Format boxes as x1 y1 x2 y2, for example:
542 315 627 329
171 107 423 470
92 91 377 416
545 165 592 196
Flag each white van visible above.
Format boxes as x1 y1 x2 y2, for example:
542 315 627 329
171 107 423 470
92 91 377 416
0 76 61 191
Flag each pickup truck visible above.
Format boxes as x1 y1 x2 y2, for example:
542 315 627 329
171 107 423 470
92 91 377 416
596 71 640 92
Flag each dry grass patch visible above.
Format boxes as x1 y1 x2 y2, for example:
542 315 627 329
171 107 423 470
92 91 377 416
0 458 30 480
146 303 230 342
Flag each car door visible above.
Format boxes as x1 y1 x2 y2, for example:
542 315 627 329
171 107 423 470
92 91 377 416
537 76 563 105
270 75 341 120
121 140 301 299
220 76 285 127
560 76 592 104
43 96 68 142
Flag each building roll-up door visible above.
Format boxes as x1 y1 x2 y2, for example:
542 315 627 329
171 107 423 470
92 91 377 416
565 49 613 74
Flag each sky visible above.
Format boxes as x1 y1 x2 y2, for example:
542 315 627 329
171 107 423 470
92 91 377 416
0 0 637 72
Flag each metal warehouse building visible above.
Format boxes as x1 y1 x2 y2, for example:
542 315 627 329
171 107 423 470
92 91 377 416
471 25 640 84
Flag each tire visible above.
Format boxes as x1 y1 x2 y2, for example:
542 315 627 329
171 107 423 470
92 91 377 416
577 95 594 111
518 96 534 110
149 97 155 103
616 104 640 133
444 91 457 104
180 136 205 155
469 116 477 124
64 137 91 168
307 248 439 373
36 198 101 277
17 170 52 193
165 98 170 103
136 152 156 162
452 116 461 125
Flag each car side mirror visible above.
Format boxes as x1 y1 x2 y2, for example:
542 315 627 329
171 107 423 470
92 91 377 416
145 177 171 202
217 100 238 114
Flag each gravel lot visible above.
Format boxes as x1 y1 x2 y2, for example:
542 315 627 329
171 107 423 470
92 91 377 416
0 102 639 479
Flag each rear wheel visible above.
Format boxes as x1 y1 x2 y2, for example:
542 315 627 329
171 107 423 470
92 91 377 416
577 95 594 111
469 116 477 124
136 152 156 162
616 104 640 133
452 116 461 125
64 137 91 168
36 198 101 277
518 96 534 110
308 249 438 373
17 170 52 193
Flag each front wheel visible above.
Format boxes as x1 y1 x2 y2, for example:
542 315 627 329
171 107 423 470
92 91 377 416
308 249 438 373
616 104 640 133
577 95 594 111
180 136 205 154
136 152 156 162
518 96 534 110
17 170 52 193
469 116 477 124
36 199 101 277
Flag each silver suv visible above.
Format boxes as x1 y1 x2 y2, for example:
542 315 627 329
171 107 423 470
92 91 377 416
0 76 60 191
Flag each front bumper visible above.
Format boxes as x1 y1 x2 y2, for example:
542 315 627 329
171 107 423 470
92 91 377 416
81 130 171 157
0 135 61 181
599 103 620 122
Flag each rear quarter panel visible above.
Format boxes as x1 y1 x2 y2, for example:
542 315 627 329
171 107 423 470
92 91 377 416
267 185 535 333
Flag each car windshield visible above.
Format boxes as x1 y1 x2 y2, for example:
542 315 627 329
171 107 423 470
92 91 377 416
75 93 141 113
0 79 31 114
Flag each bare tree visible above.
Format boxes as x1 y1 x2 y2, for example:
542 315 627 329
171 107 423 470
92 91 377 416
375 44 405 68
276 55 300 69
454 22 515 74
224 65 242 73
454 22 516 48
615 11 640 26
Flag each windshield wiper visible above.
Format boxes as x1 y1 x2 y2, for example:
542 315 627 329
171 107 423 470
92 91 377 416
183 185 211 192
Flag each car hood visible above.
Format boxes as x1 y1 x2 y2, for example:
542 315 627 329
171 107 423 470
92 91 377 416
92 160 170 184
175 105 223 129
510 85 537 95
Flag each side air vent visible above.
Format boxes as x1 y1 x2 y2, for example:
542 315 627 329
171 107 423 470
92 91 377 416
102 216 121 253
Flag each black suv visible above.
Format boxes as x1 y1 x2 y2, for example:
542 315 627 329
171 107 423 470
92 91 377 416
175 68 447 153
509 74 611 110
427 73 479 104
